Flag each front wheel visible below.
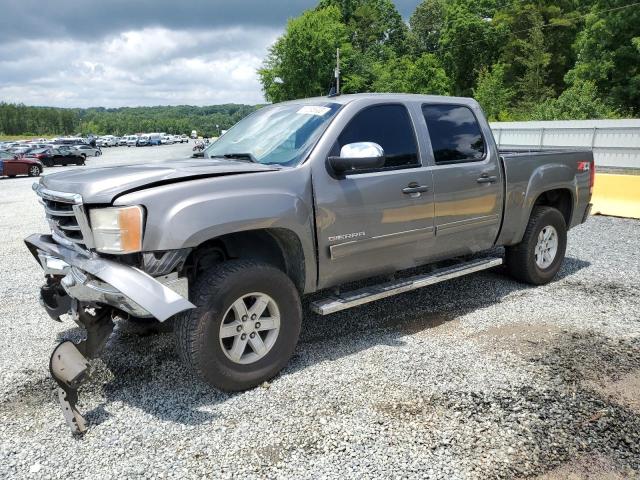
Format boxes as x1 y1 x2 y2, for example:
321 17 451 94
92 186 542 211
28 165 41 177
506 206 567 285
175 260 302 391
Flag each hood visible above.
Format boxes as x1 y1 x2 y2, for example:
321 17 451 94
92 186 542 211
40 158 280 204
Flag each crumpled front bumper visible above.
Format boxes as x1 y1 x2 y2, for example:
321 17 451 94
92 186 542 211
25 233 195 321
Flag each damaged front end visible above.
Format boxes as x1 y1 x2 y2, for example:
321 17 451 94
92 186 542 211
25 186 195 434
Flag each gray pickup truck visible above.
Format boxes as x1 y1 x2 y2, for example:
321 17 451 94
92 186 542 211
25 94 593 433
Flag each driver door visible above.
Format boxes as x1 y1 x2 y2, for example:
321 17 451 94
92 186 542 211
312 103 435 288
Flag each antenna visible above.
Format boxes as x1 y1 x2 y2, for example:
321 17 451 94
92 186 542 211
335 48 341 95
328 48 341 97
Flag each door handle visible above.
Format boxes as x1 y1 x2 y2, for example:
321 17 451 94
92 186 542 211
402 183 430 194
477 174 497 183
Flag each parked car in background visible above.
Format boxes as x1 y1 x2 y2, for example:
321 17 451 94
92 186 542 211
180 134 189 143
0 150 42 177
53 137 85 146
74 145 102 157
27 146 85 167
118 137 128 146
191 130 197 139
100 135 118 147
148 133 162 146
125 135 139 147
137 134 150 146
163 135 174 145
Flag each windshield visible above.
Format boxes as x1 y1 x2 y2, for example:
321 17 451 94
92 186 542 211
204 102 341 166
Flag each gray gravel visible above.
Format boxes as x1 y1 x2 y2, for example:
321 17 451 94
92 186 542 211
0 147 639 479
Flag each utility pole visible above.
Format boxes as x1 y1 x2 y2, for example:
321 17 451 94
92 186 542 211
335 48 341 95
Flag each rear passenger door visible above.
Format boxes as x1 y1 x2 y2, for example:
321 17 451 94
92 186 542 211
422 104 503 256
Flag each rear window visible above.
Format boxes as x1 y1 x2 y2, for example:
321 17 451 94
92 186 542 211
422 104 485 164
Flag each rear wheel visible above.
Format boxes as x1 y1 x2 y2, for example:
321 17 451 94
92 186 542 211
506 206 567 285
28 165 41 177
175 260 302 391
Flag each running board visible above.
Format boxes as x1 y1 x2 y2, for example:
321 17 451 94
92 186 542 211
311 257 503 315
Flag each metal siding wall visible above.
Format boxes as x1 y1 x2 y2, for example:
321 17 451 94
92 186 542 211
491 120 640 168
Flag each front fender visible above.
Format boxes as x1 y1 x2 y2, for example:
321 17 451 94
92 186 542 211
114 168 317 290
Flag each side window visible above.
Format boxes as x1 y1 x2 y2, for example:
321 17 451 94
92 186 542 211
422 104 485 164
338 104 419 169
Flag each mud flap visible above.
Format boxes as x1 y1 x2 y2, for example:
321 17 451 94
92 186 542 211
49 306 114 435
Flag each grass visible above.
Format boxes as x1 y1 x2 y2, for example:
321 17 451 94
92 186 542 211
0 135 57 141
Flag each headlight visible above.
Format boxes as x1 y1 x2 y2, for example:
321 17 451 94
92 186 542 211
89 205 144 254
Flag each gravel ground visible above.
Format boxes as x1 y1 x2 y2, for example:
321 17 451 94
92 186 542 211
0 147 639 479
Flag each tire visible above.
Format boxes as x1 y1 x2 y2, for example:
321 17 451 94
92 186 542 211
506 206 567 285
28 165 41 177
175 260 302 391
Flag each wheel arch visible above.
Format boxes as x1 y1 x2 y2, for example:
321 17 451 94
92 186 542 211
185 228 307 294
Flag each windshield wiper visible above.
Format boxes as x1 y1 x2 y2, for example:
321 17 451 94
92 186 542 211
221 152 258 163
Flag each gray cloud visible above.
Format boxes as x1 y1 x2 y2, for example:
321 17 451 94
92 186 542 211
0 0 421 107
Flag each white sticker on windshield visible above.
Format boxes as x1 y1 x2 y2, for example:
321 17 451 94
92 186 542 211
297 105 331 116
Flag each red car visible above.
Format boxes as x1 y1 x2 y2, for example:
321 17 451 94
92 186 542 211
0 151 43 178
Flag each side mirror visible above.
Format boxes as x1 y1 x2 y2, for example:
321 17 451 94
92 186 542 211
328 142 385 175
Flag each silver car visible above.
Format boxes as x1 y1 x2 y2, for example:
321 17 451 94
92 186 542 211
73 145 102 157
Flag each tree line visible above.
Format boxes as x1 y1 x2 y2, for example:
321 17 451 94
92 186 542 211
259 0 640 120
0 103 259 137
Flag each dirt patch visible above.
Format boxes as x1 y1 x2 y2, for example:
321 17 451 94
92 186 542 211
586 370 640 414
559 280 637 304
534 454 636 480
472 322 566 355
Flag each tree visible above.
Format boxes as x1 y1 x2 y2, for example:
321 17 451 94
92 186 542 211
258 6 348 102
371 53 451 95
318 0 408 55
565 0 640 114
473 63 513 121
438 0 504 96
515 14 553 106
409 0 446 53
529 80 619 120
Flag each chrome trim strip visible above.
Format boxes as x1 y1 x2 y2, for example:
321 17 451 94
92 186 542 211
43 206 76 217
33 184 82 204
329 226 435 260
311 257 503 315
73 204 95 249
436 214 499 235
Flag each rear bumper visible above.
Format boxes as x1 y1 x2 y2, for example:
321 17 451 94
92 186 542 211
25 234 195 321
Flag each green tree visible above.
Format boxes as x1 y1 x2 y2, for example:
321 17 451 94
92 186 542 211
565 0 640 114
438 0 504 96
371 53 451 95
409 0 446 53
515 14 553 106
258 6 348 102
529 80 619 120
473 63 513 121
318 0 408 55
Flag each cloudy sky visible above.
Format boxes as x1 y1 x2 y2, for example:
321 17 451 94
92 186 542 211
0 0 419 108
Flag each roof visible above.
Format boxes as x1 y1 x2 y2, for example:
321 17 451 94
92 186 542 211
279 92 477 106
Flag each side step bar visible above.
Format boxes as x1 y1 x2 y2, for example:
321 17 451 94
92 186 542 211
311 257 503 315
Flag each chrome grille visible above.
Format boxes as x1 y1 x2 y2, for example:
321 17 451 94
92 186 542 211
34 185 93 250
